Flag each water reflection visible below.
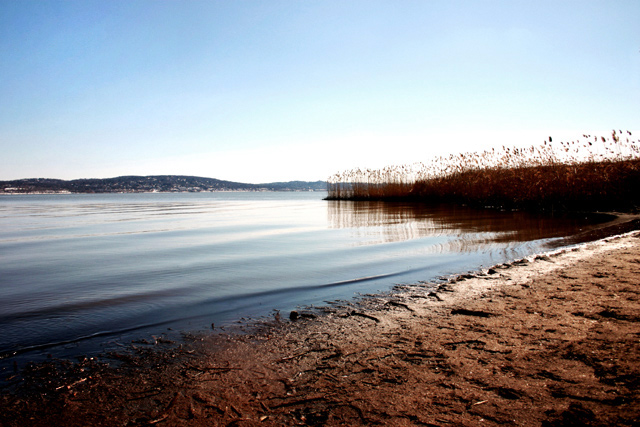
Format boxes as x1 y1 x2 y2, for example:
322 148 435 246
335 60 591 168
327 201 612 251
0 193 618 366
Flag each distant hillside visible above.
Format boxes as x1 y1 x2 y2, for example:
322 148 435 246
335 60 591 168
0 176 327 194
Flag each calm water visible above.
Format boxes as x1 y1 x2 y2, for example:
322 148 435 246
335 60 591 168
0 192 610 364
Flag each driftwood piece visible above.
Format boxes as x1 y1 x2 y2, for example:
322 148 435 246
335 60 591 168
350 311 380 323
451 308 494 318
387 300 414 312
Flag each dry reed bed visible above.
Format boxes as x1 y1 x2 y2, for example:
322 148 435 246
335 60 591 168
327 130 640 212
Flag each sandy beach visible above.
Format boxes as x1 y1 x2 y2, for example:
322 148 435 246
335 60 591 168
2 231 639 426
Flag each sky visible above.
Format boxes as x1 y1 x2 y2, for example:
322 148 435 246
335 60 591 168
1 1 639 183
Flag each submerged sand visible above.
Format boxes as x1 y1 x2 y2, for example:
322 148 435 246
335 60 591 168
1 231 639 426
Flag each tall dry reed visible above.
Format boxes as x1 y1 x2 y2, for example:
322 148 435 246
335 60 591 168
327 130 640 212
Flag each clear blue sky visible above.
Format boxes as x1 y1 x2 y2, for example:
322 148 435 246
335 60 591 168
1 1 638 183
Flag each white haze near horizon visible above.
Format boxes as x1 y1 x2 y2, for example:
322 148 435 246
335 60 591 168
0 1 638 183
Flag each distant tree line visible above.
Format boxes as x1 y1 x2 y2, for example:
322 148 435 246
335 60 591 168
0 176 327 194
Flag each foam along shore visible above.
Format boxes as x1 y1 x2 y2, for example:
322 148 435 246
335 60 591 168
2 231 640 426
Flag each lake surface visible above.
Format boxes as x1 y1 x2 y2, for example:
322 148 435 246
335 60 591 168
0 192 611 365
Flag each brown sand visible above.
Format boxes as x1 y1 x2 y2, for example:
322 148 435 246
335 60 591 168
1 232 639 426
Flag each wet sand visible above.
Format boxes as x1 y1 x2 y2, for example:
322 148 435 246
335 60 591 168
1 231 639 426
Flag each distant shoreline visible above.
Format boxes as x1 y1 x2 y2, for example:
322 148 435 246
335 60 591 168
0 175 327 194
0 189 327 195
